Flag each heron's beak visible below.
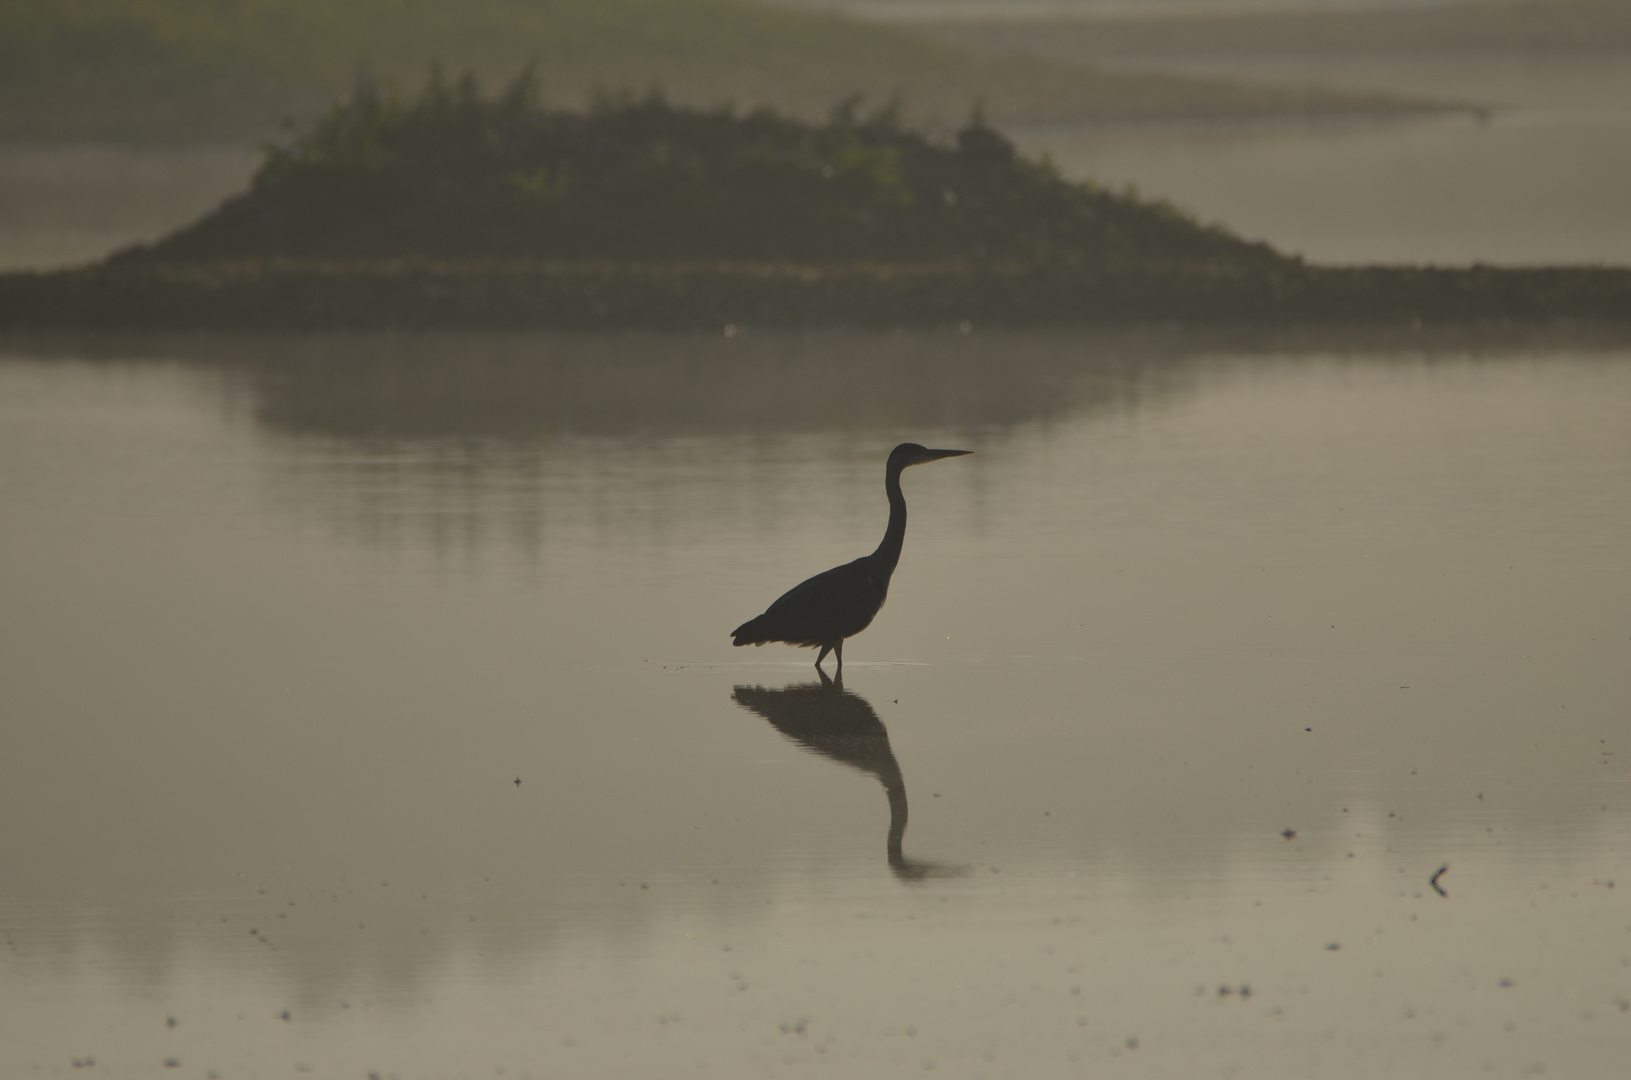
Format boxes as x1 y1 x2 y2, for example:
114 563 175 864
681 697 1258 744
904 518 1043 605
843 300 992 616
914 448 972 465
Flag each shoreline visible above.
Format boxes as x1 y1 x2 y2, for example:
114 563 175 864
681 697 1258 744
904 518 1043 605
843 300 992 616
3 259 1627 332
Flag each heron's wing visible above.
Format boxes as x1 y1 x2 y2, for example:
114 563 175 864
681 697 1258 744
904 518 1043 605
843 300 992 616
732 558 888 646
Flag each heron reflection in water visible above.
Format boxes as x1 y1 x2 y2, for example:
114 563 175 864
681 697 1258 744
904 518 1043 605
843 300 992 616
731 443 971 673
732 673 964 882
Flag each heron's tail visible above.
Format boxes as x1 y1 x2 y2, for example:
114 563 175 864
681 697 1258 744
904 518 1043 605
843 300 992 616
731 615 772 647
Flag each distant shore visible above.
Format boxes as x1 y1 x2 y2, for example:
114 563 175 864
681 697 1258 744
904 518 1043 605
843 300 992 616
3 258 1627 331
6 58 1624 334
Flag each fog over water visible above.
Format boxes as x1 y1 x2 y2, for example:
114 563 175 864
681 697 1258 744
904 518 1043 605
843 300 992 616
3 327 1628 1077
1011 50 1631 265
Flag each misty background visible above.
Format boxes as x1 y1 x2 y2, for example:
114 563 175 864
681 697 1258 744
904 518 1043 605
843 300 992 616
2 0 1628 269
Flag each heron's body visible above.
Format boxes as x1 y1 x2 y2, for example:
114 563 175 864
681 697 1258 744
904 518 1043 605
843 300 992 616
731 443 970 671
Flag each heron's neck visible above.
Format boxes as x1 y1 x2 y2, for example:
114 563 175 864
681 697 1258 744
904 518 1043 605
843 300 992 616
885 776 908 862
870 464 907 575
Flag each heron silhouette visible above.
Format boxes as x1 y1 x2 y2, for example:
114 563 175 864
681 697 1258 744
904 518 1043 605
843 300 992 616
731 443 970 672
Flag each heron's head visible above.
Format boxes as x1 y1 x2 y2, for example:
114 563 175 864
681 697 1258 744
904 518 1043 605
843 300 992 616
889 442 972 471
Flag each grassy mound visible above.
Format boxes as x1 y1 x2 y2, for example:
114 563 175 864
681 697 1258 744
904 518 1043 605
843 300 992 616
123 70 1277 267
9 64 1623 330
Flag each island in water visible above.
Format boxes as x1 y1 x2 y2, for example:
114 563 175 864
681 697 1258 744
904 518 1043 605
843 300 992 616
2 70 1626 331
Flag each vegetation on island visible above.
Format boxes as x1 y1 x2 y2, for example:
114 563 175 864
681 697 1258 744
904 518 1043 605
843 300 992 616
4 68 1628 331
122 69 1274 267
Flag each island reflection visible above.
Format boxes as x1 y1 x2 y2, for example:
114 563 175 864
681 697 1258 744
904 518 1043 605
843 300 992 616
733 674 965 882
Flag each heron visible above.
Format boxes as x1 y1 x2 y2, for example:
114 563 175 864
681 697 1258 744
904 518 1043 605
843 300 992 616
730 442 971 672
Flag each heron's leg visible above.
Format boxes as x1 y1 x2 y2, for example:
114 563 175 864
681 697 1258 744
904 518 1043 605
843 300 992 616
815 644 832 671
834 639 844 672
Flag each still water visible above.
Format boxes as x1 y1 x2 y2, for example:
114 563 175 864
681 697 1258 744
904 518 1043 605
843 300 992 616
2 328 1627 1078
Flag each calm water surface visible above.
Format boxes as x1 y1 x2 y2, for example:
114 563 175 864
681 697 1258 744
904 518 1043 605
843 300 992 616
1 328 1627 1078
